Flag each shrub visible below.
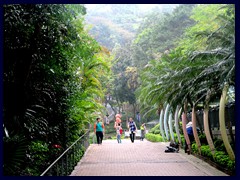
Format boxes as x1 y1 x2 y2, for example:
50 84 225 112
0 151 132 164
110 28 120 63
192 144 235 172
214 139 226 152
198 134 208 145
173 133 183 144
145 133 164 142
213 151 235 171
25 141 50 175
154 129 160 134
149 124 160 134
179 122 183 134
200 145 213 160
180 135 185 145
227 159 235 171
191 143 198 153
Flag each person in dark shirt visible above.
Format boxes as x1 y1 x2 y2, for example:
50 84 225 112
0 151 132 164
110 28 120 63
128 118 137 143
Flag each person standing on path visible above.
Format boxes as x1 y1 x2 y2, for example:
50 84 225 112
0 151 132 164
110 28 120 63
185 121 194 153
140 123 146 141
116 123 122 143
94 117 105 145
128 118 137 143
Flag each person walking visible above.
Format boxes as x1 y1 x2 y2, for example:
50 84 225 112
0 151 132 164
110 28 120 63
116 123 122 143
140 123 146 141
128 118 137 143
94 117 105 145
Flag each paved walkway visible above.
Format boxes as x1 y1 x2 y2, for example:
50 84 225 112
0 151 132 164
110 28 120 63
70 139 228 176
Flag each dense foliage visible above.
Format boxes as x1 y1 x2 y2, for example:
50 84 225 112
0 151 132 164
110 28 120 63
112 5 198 119
85 5 179 119
136 4 235 116
3 4 111 175
85 4 178 50
3 4 235 175
85 4 235 126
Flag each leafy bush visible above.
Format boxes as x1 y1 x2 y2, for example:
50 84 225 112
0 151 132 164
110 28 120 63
200 145 214 161
198 134 208 145
154 129 160 134
145 133 164 142
214 139 226 152
26 141 50 176
191 143 198 153
173 133 184 144
213 151 235 170
227 159 235 171
74 145 86 164
180 135 185 145
179 122 183 134
193 144 235 172
149 124 160 134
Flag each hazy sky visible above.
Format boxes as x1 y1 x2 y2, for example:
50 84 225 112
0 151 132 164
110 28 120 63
85 4 160 8
84 4 179 12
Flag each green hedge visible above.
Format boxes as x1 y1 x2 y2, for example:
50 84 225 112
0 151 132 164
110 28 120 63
145 133 164 142
192 143 235 171
149 124 160 134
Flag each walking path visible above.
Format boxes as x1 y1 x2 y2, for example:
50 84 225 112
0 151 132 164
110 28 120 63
70 139 228 176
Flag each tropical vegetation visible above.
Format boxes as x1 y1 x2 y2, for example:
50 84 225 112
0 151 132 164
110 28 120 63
3 4 111 175
3 4 235 176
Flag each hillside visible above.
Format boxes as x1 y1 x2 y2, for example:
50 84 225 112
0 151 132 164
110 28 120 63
84 4 178 50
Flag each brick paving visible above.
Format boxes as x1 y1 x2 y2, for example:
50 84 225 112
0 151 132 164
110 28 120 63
70 139 228 176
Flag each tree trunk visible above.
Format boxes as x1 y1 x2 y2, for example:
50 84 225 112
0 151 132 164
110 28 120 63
192 106 201 154
219 84 235 160
168 112 174 141
202 89 215 155
204 104 215 155
159 109 165 141
133 103 136 119
174 105 182 146
226 106 235 149
164 104 170 141
108 101 117 115
182 101 191 152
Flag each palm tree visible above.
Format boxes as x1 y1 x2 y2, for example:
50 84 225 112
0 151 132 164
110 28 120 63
188 4 235 159
136 5 235 159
